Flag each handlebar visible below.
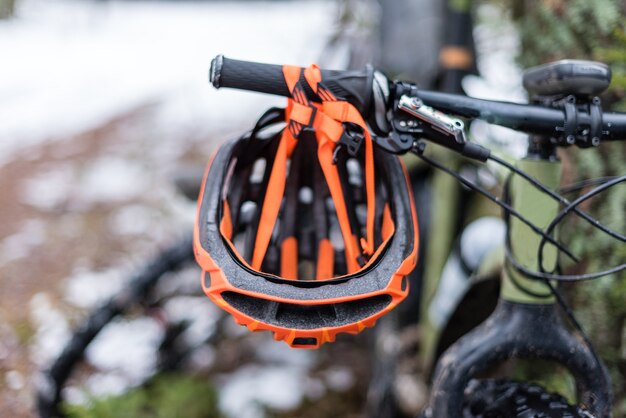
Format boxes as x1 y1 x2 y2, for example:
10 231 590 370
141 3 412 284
417 90 626 141
209 55 626 145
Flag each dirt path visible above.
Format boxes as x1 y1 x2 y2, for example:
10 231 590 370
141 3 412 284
0 105 212 417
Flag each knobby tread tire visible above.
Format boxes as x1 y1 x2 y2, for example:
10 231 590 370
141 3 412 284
462 378 595 418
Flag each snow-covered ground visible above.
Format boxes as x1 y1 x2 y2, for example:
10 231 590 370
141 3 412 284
0 0 336 166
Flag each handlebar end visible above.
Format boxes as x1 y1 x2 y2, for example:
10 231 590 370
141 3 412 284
209 54 224 88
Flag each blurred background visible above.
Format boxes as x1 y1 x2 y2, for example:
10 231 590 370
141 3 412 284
0 0 625 417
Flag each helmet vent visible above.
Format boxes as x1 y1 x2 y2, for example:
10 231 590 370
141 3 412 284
221 291 391 329
249 158 267 183
292 338 318 347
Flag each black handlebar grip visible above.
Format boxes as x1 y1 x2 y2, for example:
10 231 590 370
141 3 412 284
210 55 377 116
210 55 290 97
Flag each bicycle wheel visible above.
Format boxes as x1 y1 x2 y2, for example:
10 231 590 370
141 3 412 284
462 378 595 418
36 234 220 417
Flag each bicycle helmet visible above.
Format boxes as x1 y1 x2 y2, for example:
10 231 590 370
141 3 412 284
194 64 418 348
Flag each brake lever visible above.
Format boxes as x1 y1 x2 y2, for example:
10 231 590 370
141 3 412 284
397 95 466 144
372 85 491 162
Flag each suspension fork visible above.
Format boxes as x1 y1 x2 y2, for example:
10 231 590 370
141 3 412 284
424 139 613 417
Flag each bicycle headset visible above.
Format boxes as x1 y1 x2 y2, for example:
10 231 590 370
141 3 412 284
194 63 418 348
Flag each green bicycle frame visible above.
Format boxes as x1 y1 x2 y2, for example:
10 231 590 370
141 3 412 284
501 157 560 303
419 151 562 372
424 143 612 417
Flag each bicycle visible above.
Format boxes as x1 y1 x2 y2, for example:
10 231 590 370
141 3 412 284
200 56 623 417
38 56 625 417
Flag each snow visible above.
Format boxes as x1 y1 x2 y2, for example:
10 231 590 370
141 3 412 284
214 337 317 418
20 166 75 211
63 267 126 309
0 0 336 166
219 364 309 418
77 156 149 203
322 367 354 392
85 317 163 383
108 204 161 236
0 219 47 264
5 370 26 391
163 296 221 347
29 292 71 367
254 338 314 369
